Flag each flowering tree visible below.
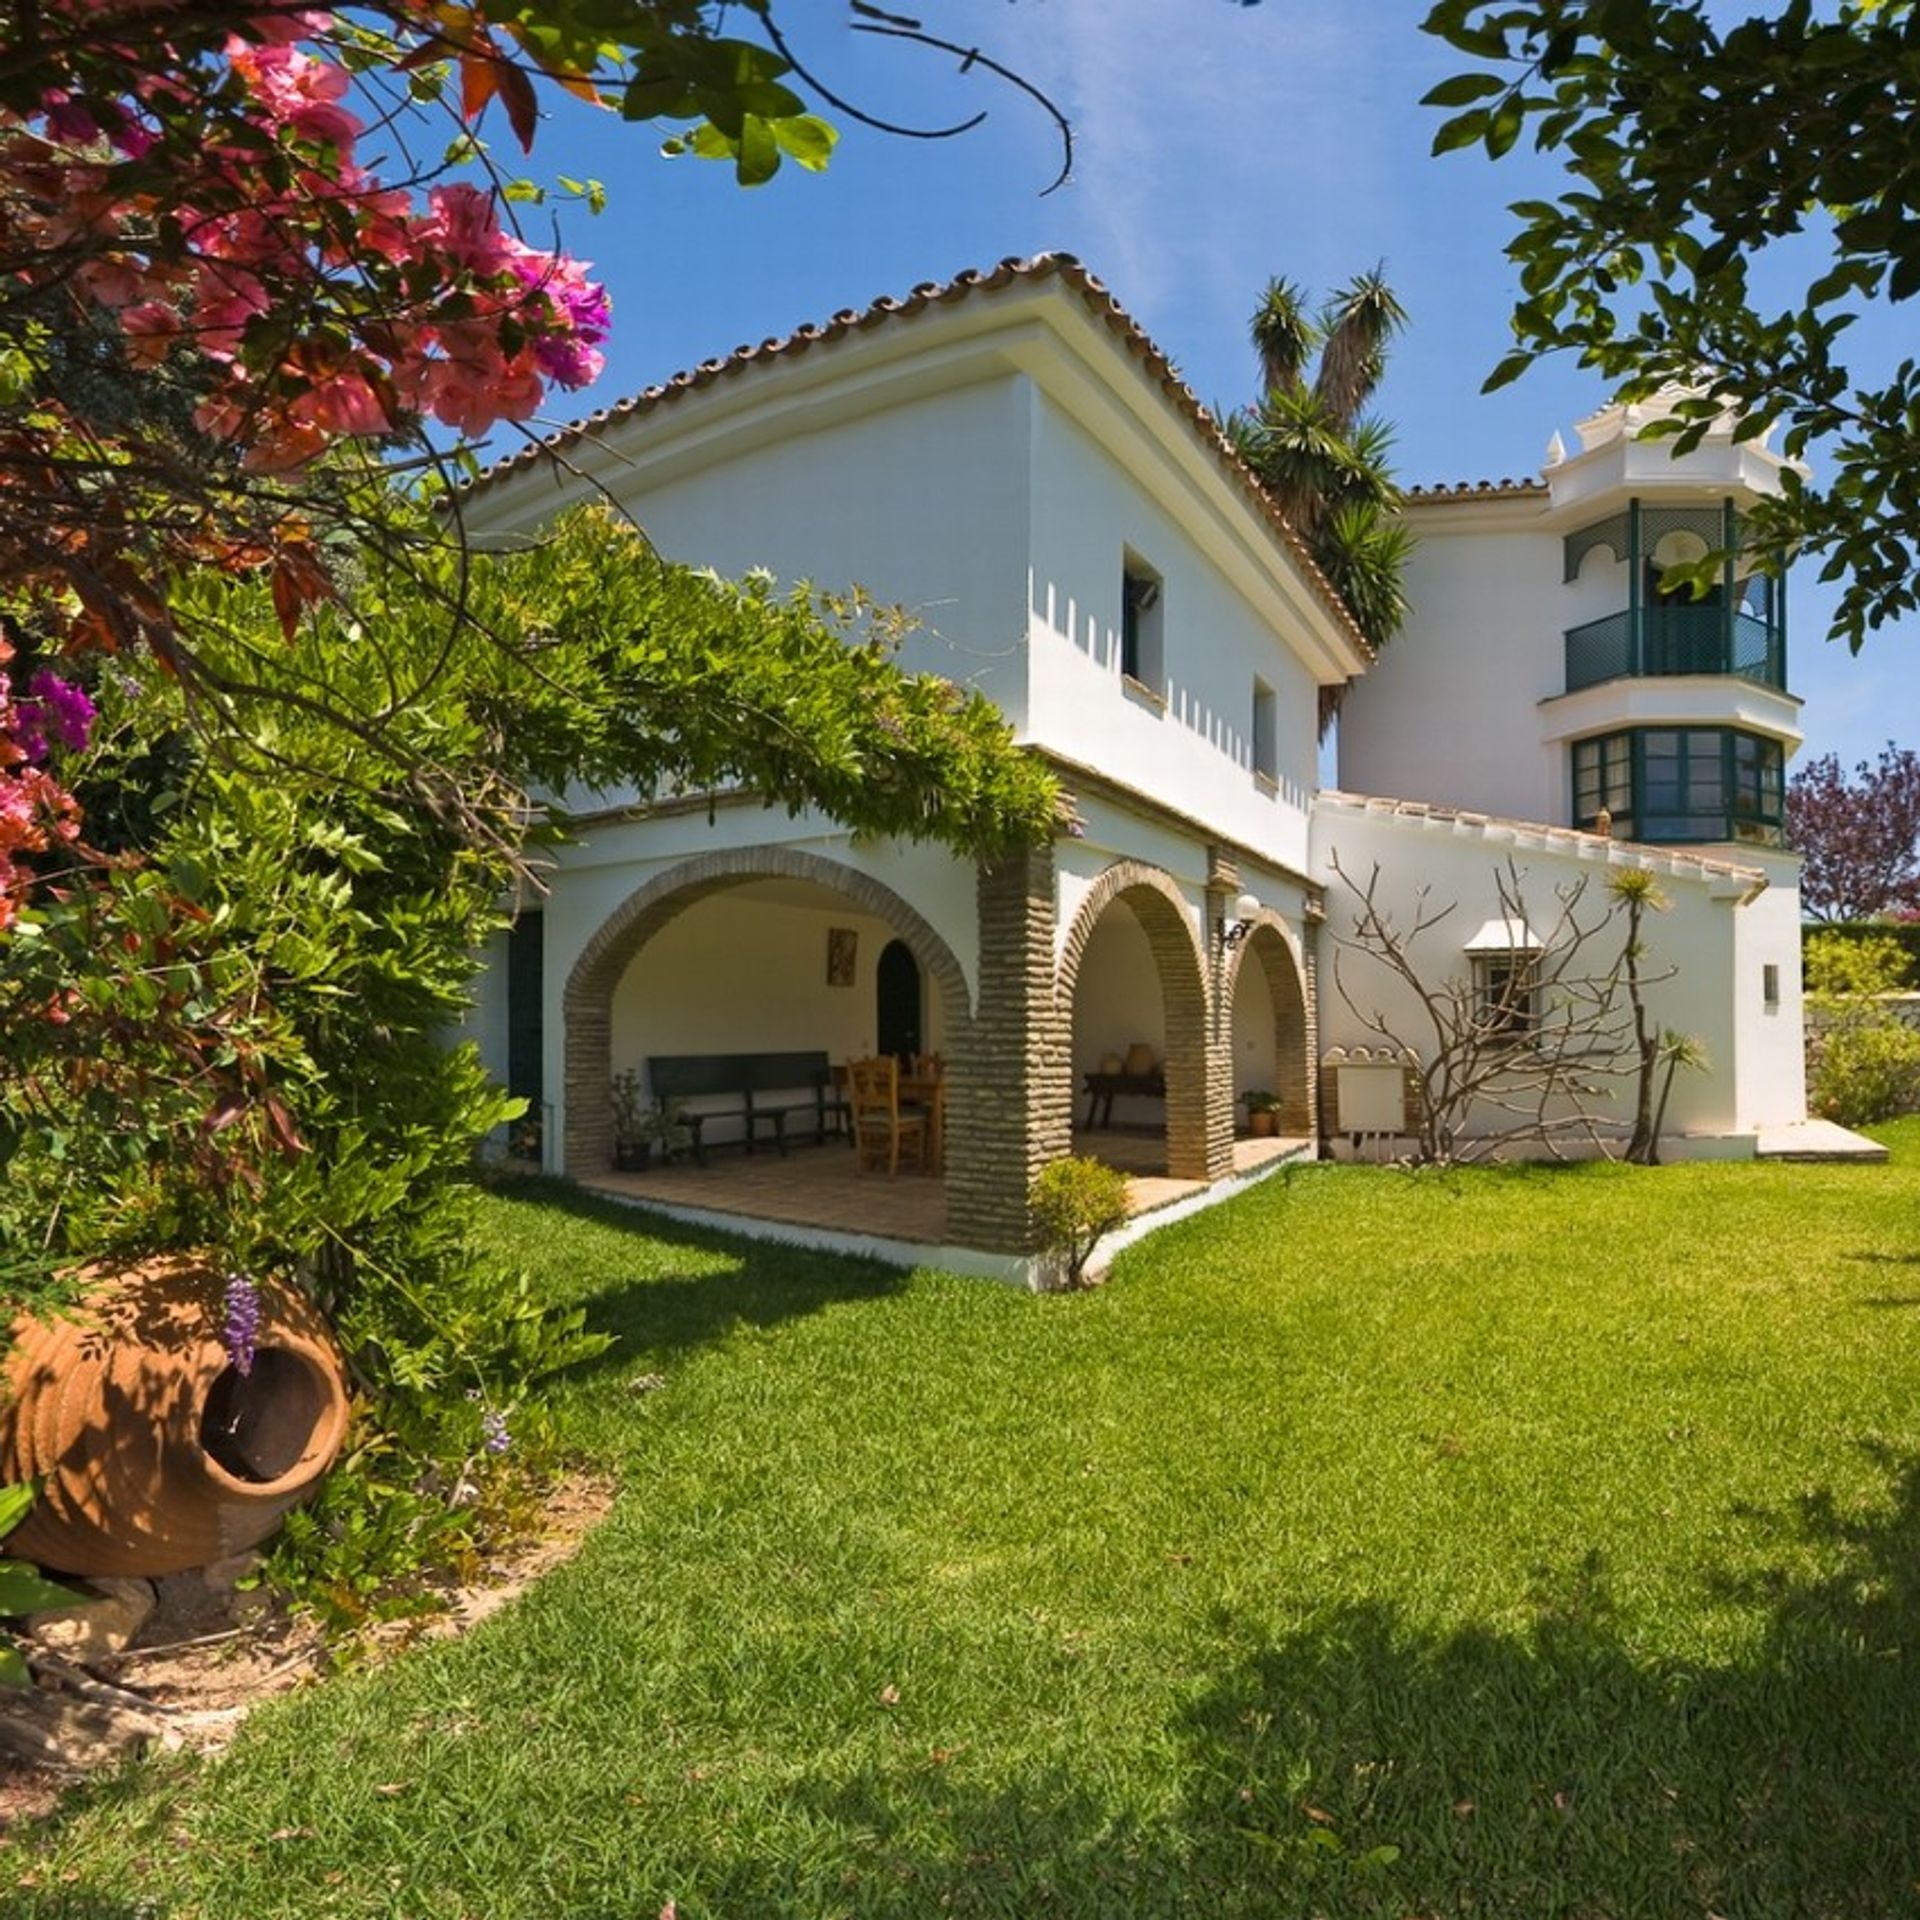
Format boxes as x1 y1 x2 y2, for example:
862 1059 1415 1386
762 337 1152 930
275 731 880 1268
1786 745 1920 924
0 1 846 930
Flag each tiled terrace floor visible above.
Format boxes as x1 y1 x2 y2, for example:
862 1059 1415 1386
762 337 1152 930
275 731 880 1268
579 1130 1308 1247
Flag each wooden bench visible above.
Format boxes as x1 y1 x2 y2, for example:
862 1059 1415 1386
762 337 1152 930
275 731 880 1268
646 1051 848 1163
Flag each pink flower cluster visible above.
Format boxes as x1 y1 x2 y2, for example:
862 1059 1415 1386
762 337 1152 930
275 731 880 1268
0 652 86 932
6 7 611 473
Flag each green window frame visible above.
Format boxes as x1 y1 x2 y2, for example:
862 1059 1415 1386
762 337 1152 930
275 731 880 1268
1571 728 1784 847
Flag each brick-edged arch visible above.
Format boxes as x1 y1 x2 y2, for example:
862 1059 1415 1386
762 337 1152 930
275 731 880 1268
560 845 973 1176
1057 861 1223 1182
1223 915 1315 1137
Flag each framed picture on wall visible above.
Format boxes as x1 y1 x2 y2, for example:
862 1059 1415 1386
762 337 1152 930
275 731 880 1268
826 926 858 987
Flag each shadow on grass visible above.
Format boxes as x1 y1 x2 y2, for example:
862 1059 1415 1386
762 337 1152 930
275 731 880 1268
482 1174 910 1379
764 1451 1920 1918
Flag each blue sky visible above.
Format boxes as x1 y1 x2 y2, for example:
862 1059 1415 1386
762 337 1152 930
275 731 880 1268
482 0 1917 771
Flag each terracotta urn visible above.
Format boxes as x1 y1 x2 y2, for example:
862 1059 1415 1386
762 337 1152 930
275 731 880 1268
1124 1041 1156 1077
0 1259 350 1578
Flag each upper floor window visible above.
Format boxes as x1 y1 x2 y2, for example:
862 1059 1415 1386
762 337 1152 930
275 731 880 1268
1572 727 1784 847
1121 556 1164 695
1251 678 1277 788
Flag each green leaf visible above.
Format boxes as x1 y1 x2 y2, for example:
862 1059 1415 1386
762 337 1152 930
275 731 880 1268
1421 72 1506 107
771 115 837 172
1482 349 1534 393
735 113 779 186
1485 99 1525 159
1431 108 1490 156
0 1559 81 1615
0 1641 26 1688
0 1484 33 1540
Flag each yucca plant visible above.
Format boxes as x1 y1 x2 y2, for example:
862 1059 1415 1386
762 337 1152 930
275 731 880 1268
1231 268 1412 727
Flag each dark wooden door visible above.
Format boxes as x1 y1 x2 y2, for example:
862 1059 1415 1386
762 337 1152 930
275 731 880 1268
876 938 921 1063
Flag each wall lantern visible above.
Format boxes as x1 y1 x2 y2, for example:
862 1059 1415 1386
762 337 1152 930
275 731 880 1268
1218 891 1261 950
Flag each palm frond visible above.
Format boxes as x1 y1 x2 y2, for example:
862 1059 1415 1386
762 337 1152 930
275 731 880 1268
1217 405 1263 466
1313 267 1408 429
1314 502 1416 647
1318 414 1403 516
1244 384 1350 534
1250 277 1319 397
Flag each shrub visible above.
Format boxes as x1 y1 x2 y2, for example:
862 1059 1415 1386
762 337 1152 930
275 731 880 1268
1805 928 1920 1125
1812 1016 1920 1126
1031 1157 1131 1290
1805 928 1914 996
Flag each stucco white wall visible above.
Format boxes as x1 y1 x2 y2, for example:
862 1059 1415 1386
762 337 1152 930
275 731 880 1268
1730 851 1808 1129
1313 803 1758 1144
540 375 1034 788
1025 393 1319 874
1338 524 1568 823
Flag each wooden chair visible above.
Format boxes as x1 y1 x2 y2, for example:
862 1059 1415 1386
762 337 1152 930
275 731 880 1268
846 1055 930 1176
906 1053 947 1169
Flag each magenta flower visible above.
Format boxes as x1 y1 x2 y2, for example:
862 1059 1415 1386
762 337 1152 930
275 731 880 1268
13 673 96 761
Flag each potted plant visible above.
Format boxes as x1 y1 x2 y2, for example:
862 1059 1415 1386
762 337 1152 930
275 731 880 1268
506 1112 543 1165
1241 1089 1280 1137
611 1070 650 1171
649 1096 695 1165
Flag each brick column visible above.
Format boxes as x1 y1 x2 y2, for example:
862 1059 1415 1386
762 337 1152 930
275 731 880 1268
1302 903 1324 1151
1201 854 1241 1178
562 997 613 1176
946 848 1067 1254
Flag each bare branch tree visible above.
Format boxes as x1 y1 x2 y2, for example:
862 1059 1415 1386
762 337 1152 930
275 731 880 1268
1326 854 1691 1165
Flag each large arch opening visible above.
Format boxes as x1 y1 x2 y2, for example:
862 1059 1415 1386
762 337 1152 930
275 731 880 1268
1225 918 1313 1140
1059 863 1216 1183
561 848 973 1240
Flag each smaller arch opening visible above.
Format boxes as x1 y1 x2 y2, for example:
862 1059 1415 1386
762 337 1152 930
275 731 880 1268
200 1349 335 1487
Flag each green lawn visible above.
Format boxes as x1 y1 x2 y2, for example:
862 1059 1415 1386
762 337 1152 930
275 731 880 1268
15 1128 1920 1918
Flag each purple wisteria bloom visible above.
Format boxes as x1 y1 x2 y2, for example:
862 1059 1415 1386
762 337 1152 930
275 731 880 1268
222 1273 261 1377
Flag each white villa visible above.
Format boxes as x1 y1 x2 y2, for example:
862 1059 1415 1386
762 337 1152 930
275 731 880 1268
461 254 1822 1282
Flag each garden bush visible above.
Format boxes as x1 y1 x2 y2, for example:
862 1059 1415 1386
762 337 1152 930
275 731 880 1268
0 507 1056 1612
1805 928 1920 1125
1032 1156 1132 1289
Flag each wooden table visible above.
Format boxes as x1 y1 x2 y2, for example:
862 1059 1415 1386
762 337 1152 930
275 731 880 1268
1080 1068 1164 1131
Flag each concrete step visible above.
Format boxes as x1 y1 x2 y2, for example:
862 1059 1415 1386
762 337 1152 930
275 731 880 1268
1754 1120 1890 1163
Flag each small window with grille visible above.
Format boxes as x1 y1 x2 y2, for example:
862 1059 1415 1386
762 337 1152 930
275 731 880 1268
1473 954 1540 1045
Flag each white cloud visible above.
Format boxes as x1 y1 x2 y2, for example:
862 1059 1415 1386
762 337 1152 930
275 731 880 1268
989 0 1416 366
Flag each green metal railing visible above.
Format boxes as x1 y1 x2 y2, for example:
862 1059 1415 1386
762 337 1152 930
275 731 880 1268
1561 497 1788 694
1564 605 1786 691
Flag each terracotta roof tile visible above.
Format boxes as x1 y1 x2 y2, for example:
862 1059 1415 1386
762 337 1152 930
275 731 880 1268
455 252 1371 658
1402 478 1550 501
1317 790 1770 896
